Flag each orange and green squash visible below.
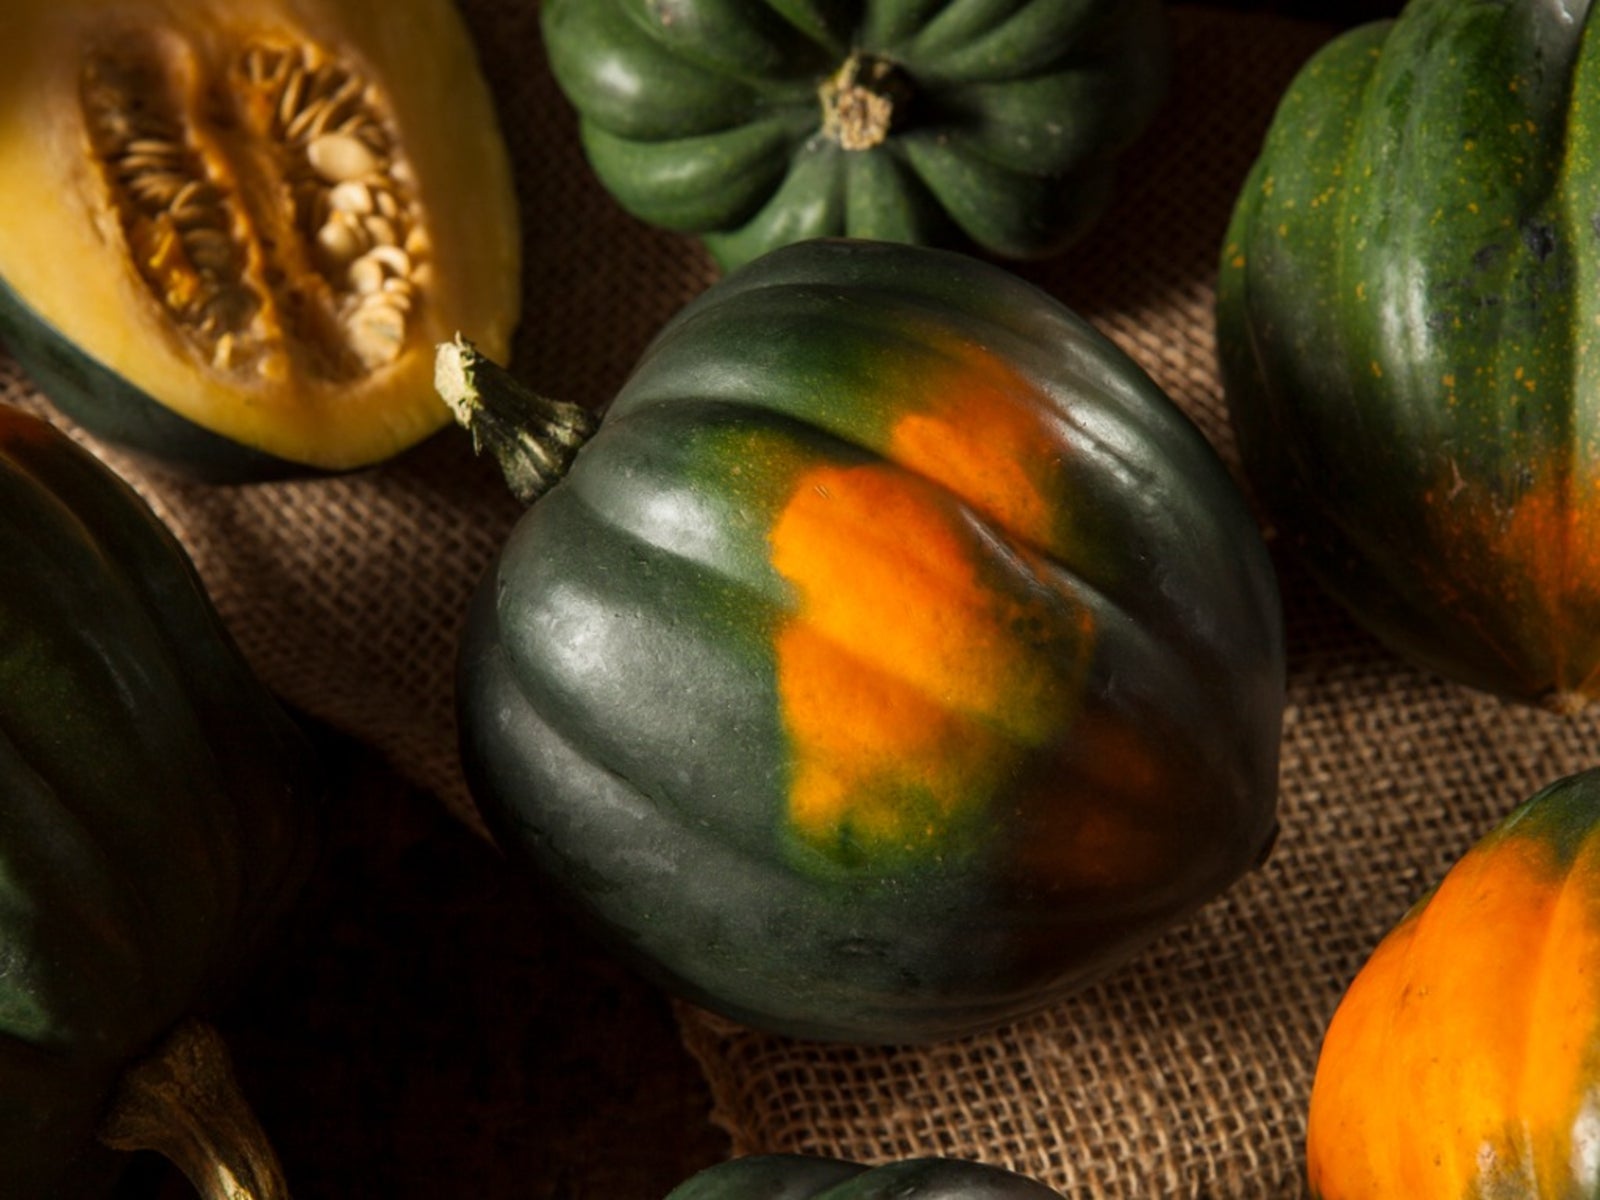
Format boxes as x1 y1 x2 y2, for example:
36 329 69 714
541 0 1169 271
0 0 520 480
443 238 1285 1044
1218 0 1600 709
1307 768 1600 1199
0 406 319 1198
665 1153 1065 1198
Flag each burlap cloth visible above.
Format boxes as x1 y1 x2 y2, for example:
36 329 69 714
9 4 1595 1198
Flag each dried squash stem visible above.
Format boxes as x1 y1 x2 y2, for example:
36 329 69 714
98 1019 291 1200
436 335 599 505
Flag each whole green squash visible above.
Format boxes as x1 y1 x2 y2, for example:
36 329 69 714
541 0 1169 270
444 238 1284 1044
665 1154 1064 1198
0 406 319 1198
1217 0 1600 710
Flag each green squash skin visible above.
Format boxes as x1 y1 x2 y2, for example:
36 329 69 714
0 407 320 1198
458 239 1284 1044
541 0 1169 270
0 276 316 483
1481 767 1600 873
663 1154 1065 1199
1218 0 1600 706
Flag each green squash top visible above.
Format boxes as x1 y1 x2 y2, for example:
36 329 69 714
542 0 1170 268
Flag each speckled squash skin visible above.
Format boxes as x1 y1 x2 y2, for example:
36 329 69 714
664 1153 1065 1199
541 0 1169 270
1218 0 1600 709
0 407 318 1198
457 239 1284 1044
1307 768 1600 1199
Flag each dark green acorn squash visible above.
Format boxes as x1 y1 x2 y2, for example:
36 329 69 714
1217 0 1600 710
443 238 1285 1044
0 0 520 480
0 406 319 1198
541 0 1169 270
664 1153 1064 1198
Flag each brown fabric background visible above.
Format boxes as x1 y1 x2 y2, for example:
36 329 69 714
8 4 1595 1198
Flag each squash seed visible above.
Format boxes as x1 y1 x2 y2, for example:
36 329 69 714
315 211 371 265
347 254 386 294
361 213 397 247
306 132 380 182
277 65 308 131
328 180 374 215
364 244 410 276
285 73 361 142
81 29 430 381
183 228 235 272
380 277 414 312
347 299 406 367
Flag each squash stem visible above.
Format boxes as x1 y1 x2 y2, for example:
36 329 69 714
435 336 599 505
98 1019 291 1200
820 52 904 151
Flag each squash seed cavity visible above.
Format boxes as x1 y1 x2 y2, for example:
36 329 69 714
80 28 430 384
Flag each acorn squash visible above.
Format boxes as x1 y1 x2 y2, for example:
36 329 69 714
0 405 319 1198
1218 0 1600 709
0 0 520 479
1306 768 1600 1199
443 238 1285 1044
665 1154 1065 1199
541 0 1169 270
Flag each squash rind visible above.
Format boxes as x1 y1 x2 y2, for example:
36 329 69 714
0 278 307 481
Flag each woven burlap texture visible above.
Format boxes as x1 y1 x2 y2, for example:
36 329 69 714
5 5 1593 1198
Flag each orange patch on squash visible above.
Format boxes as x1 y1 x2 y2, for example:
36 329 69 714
1014 709 1184 893
1482 470 1600 610
1423 461 1600 694
768 354 1091 858
890 409 1054 545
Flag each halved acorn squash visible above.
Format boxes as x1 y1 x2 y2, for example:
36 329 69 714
0 0 520 479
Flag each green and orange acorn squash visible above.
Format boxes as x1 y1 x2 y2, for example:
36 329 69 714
0 0 520 479
541 0 1169 270
442 238 1285 1044
664 1153 1065 1198
1218 0 1600 709
1307 768 1600 1199
0 406 319 1198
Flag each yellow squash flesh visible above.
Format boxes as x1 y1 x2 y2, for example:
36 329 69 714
0 0 520 471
